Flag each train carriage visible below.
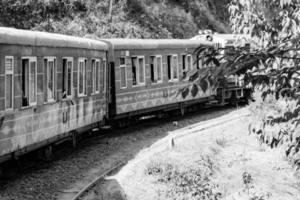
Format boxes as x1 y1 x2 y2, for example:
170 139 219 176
103 39 216 123
0 28 108 162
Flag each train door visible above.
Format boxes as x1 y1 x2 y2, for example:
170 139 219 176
108 61 116 118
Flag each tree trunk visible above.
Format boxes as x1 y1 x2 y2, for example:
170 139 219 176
108 0 113 22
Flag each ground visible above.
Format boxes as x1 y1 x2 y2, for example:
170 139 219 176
1 107 299 200
110 108 300 200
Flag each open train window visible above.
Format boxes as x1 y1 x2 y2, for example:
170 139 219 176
5 56 14 110
22 57 37 107
167 55 171 81
182 55 186 76
150 55 163 84
44 57 56 102
131 56 145 86
78 58 87 96
150 56 156 83
92 58 101 93
120 57 127 88
167 55 179 82
62 57 73 98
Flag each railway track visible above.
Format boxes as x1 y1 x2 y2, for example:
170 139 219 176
62 105 248 200
0 104 242 200
70 162 125 200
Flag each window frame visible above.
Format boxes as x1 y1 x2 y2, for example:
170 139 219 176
168 54 179 82
5 56 14 110
150 55 163 84
92 58 101 94
119 57 127 89
131 55 146 87
21 56 37 107
102 59 106 93
44 56 56 102
62 57 73 99
172 54 179 81
186 54 193 72
78 57 87 97
156 55 163 83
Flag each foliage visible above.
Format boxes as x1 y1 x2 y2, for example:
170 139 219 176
145 156 221 200
228 0 300 46
179 0 300 168
226 0 300 167
0 0 230 38
0 0 87 29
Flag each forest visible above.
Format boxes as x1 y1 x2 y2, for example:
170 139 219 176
0 0 230 39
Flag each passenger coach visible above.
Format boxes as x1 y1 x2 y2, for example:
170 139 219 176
103 39 216 126
0 28 108 162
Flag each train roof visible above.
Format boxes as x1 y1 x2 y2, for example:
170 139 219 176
190 34 251 44
0 27 108 50
101 39 214 50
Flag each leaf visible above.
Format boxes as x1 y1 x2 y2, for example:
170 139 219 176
191 84 199 97
188 71 199 82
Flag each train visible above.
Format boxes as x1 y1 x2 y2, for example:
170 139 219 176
0 27 248 164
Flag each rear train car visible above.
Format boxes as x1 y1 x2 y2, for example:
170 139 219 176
103 39 216 124
0 28 108 162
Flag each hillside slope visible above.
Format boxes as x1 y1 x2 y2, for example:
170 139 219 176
0 0 230 39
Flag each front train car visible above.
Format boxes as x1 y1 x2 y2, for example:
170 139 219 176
0 28 108 162
103 39 216 126
192 33 252 104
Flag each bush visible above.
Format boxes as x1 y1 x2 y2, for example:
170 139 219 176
145 157 221 200
249 88 300 168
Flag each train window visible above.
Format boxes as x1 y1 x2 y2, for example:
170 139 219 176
62 57 73 98
150 56 156 83
150 55 163 84
22 57 37 107
131 56 145 86
182 55 186 72
132 57 137 86
44 57 56 102
173 55 178 80
101 59 106 93
138 57 145 84
187 55 192 71
78 58 87 96
92 59 101 93
167 55 172 81
167 55 179 82
197 54 204 69
120 57 127 88
157 56 162 83
5 56 14 110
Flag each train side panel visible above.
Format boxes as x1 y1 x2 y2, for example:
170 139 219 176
112 48 215 117
0 44 107 159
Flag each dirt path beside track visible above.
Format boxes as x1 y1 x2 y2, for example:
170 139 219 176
112 108 300 200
